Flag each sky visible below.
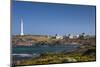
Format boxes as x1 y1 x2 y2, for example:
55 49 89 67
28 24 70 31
12 1 96 35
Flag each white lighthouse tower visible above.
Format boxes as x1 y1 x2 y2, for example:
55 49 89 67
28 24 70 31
20 18 24 35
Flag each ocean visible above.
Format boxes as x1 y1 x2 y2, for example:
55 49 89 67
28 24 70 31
12 44 80 61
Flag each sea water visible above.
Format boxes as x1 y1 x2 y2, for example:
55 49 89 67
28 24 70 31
12 44 79 60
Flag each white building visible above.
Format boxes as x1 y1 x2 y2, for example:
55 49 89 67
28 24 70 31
56 35 63 39
69 35 74 39
76 35 79 38
69 34 79 39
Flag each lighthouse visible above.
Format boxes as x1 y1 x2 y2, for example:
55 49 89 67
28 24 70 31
20 18 24 35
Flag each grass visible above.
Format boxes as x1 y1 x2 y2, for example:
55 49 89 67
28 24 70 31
14 50 96 66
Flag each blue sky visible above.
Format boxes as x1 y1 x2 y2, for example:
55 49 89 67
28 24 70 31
12 1 96 35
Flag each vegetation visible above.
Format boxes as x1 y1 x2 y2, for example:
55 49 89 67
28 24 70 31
12 35 96 66
13 46 96 66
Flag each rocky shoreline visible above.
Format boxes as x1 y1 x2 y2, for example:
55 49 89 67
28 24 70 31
12 35 96 66
12 35 95 46
12 46 96 66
